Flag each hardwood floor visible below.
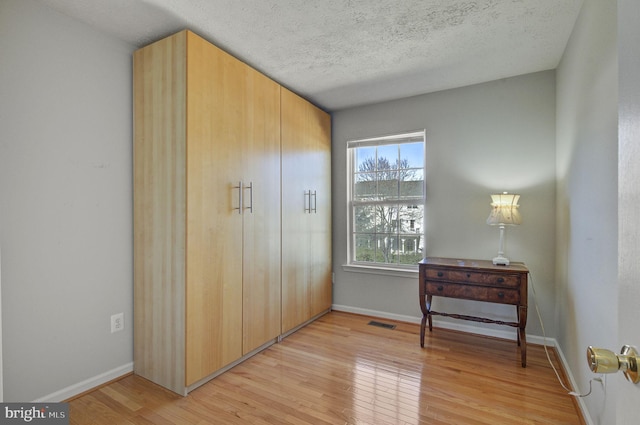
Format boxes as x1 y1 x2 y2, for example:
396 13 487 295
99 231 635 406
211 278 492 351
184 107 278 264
69 311 584 424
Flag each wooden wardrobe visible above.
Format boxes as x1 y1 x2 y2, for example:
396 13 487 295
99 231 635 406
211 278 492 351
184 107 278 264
281 88 333 334
133 30 331 395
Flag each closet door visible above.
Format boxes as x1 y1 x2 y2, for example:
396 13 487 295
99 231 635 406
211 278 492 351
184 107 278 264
281 88 332 333
185 32 244 386
241 65 282 355
307 104 332 318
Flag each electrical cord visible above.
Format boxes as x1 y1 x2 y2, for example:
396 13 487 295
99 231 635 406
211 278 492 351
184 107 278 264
529 272 600 398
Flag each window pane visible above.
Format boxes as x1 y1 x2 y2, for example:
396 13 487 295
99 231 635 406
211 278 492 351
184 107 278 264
377 171 398 199
399 169 424 198
354 205 375 232
374 205 398 233
354 172 376 200
377 145 399 170
354 234 376 262
375 234 397 264
399 205 424 234
348 131 425 269
398 205 424 265
355 147 376 172
400 142 424 168
397 245 423 264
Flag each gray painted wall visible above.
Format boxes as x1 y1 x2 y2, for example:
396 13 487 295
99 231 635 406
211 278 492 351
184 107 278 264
0 0 135 401
556 0 618 423
332 71 557 339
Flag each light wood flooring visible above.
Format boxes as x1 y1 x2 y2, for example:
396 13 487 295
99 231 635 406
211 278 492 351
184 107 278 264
69 311 584 424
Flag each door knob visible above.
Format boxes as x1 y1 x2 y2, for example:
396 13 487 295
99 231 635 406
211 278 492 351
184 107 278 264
587 345 640 383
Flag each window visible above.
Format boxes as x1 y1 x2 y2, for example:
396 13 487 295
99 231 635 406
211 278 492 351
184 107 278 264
347 131 425 270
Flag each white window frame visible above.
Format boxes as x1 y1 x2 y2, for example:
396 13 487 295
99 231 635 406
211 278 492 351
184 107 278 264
344 130 426 277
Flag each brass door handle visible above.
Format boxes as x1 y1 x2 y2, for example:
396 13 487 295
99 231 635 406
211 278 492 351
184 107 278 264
587 345 639 383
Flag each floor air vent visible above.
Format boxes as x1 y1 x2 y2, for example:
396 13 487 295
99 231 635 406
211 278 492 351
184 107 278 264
368 320 396 330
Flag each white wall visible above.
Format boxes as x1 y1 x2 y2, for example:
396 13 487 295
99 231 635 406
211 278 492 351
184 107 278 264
555 0 618 423
332 71 557 340
0 0 135 401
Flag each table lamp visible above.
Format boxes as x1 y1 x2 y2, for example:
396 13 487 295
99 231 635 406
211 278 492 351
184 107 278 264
486 192 521 265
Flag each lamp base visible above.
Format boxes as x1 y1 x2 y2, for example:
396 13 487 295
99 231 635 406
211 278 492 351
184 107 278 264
492 255 510 266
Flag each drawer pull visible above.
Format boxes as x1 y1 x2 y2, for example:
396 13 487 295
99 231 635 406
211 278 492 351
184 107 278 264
498 292 504 298
437 286 444 291
437 272 444 277
466 273 471 278
497 277 505 283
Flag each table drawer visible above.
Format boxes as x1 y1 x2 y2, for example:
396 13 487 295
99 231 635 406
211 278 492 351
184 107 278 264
425 281 520 304
424 268 521 288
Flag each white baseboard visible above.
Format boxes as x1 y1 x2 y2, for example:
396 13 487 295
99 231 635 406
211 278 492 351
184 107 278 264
552 343 595 425
332 304 592 424
34 362 133 402
332 304 556 346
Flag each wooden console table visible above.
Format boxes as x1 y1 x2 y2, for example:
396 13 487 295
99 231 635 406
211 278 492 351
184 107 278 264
419 257 529 367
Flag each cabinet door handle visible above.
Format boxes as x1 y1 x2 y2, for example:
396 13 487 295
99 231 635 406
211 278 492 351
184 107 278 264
437 272 444 277
312 190 317 213
244 182 253 213
234 181 243 214
304 190 311 213
497 277 505 283
437 286 444 291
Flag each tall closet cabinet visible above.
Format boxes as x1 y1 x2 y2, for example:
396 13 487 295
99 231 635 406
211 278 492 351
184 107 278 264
133 30 330 396
281 88 333 334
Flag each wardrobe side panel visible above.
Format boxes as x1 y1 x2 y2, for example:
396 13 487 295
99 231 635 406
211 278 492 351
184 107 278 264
133 31 188 395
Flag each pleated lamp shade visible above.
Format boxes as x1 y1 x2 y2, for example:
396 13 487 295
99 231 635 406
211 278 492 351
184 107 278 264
487 193 521 226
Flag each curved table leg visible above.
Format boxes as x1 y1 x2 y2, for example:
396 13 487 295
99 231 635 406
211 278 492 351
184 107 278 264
427 295 433 332
519 305 528 367
419 292 428 347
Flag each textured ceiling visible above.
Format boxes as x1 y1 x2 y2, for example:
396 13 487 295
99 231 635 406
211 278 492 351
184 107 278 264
39 0 583 111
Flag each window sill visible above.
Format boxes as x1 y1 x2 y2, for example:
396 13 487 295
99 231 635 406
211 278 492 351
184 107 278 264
342 263 419 279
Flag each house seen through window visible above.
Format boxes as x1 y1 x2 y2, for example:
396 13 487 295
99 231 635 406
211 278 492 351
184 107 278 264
347 130 425 269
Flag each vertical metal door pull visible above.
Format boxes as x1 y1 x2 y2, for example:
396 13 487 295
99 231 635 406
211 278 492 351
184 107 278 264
304 190 311 213
312 190 317 213
234 181 243 214
244 182 253 213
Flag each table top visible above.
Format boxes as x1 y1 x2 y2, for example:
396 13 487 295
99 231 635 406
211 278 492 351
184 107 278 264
419 257 529 273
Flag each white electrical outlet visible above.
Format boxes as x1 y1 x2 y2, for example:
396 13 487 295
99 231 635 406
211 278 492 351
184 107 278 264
111 313 124 333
